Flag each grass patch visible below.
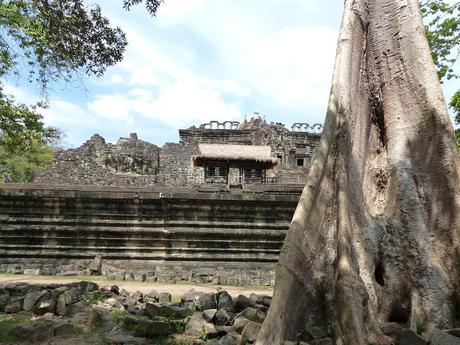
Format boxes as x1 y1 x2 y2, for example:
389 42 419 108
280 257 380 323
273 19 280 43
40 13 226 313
0 318 21 342
73 324 87 335
83 291 106 305
110 309 128 323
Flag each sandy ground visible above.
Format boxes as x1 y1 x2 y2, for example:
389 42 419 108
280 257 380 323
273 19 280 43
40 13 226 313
0 274 273 298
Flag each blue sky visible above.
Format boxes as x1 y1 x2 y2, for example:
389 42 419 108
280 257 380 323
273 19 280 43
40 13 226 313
4 0 459 147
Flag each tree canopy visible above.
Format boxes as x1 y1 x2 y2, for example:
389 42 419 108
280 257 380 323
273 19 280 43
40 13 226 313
0 0 162 182
421 0 460 149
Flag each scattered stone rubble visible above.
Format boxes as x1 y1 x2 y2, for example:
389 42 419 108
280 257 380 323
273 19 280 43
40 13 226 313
1 281 458 345
1 260 276 288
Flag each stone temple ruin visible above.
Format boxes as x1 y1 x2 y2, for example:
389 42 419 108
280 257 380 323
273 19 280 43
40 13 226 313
0 115 322 286
34 114 322 187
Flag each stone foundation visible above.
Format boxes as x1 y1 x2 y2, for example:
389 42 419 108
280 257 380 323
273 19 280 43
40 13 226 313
0 184 302 286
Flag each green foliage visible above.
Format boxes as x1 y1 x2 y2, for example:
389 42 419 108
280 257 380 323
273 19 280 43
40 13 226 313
0 137 55 183
110 309 128 323
421 1 460 150
123 0 163 16
416 319 425 335
198 325 207 341
0 318 20 342
0 0 128 90
421 1 460 81
83 291 107 305
73 324 86 335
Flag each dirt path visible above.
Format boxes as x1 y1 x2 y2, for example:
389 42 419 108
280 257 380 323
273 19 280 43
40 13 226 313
0 274 273 298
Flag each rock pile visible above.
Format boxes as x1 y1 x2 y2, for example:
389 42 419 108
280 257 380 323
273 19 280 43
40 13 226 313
1 281 460 345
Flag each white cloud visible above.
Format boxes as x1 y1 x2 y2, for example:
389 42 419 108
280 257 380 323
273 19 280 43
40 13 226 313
156 0 206 26
248 27 337 107
149 80 242 126
85 80 241 129
88 94 135 123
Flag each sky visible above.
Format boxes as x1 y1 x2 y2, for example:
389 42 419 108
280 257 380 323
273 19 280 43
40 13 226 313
4 0 459 147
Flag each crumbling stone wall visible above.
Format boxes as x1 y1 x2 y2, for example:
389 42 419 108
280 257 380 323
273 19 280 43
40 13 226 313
158 143 203 187
34 133 160 186
34 116 322 187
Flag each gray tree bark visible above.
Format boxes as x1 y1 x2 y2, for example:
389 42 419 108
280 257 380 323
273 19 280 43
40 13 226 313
256 0 460 344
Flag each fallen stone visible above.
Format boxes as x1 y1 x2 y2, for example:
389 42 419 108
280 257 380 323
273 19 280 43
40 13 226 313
238 307 265 323
68 301 90 316
131 291 143 302
23 290 49 312
144 302 161 318
399 329 428 345
10 322 54 343
0 293 11 312
215 309 234 326
203 309 218 322
123 315 140 329
431 328 460 345
158 292 172 304
105 328 146 345
144 289 158 302
88 255 102 275
233 295 252 313
261 296 271 307
79 281 99 293
185 311 217 336
160 304 194 318
217 291 234 312
144 320 173 337
5 298 23 313
127 304 144 316
35 299 56 315
110 285 120 295
53 323 75 337
197 293 217 311
240 321 261 344
233 317 250 333
382 322 402 337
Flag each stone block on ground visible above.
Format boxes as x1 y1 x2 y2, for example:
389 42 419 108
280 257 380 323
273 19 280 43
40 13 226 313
233 295 252 313
144 303 161 318
158 292 172 304
240 321 261 345
399 329 428 345
185 311 217 337
23 290 49 312
214 309 234 326
5 298 23 313
238 307 265 323
35 299 56 315
203 309 218 322
217 291 234 312
197 293 217 311
233 317 250 334
431 328 460 345
144 320 173 337
88 255 102 275
53 323 75 337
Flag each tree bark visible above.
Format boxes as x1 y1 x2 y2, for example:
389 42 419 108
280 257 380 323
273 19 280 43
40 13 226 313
256 0 460 344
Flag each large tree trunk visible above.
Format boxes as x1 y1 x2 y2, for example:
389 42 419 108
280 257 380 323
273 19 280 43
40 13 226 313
256 0 460 344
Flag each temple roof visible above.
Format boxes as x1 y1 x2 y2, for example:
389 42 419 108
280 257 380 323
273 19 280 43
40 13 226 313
193 144 278 165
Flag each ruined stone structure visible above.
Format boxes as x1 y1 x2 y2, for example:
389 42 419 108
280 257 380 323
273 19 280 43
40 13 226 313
0 183 302 285
34 115 322 187
8 116 323 285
